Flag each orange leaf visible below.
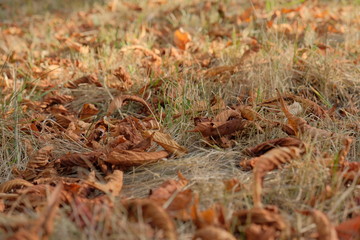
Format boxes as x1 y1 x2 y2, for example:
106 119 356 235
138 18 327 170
173 28 191 50
336 215 360 240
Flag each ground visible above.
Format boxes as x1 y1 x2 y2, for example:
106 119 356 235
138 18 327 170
0 0 359 239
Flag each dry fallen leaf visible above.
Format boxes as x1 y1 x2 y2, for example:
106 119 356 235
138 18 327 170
79 103 99 121
0 178 34 193
107 95 152 116
143 130 188 157
299 210 339 240
243 137 305 157
84 170 123 196
336 215 360 240
253 147 302 208
124 199 177 240
233 206 288 240
174 28 191 50
193 226 236 240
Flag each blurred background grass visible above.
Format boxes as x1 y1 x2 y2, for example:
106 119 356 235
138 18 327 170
0 0 107 21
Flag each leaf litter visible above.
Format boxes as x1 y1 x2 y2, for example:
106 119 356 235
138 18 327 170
0 0 359 239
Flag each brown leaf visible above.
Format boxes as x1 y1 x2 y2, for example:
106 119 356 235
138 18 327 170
149 173 195 220
107 95 152 115
124 199 177 240
233 206 288 239
173 28 191 50
253 147 302 208
193 226 236 240
55 152 103 168
109 66 133 91
105 150 168 166
299 210 338 240
28 145 54 169
336 215 360 240
189 119 249 137
277 90 341 139
243 137 305 157
213 109 241 122
84 170 123 196
143 130 188 157
65 74 102 89
0 179 34 193
149 172 189 204
7 184 63 240
79 103 99 121
192 204 228 230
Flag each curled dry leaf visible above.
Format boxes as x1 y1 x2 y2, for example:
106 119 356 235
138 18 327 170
107 95 152 115
277 90 340 139
79 103 99 121
173 28 191 50
85 170 123 196
65 74 102 89
253 147 302 208
109 66 133 91
149 172 188 204
55 152 103 168
28 145 54 169
124 199 177 240
233 206 288 240
336 215 360 240
7 183 63 240
0 179 34 193
192 204 228 230
189 119 249 138
193 226 236 240
105 149 168 166
213 109 241 122
299 210 338 240
149 172 195 220
143 130 188 157
243 137 304 157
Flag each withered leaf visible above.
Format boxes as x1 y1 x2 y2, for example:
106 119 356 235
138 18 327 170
233 206 288 239
336 215 360 240
55 152 103 168
193 226 236 240
243 137 304 157
124 199 177 240
299 210 338 240
277 90 341 139
105 150 168 166
173 28 191 50
65 74 102 89
192 204 228 230
143 130 188 157
149 172 189 204
213 109 241 122
0 179 34 193
189 119 249 137
28 145 54 168
253 147 302 208
85 170 123 196
79 103 99 121
107 95 152 115
7 184 63 240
